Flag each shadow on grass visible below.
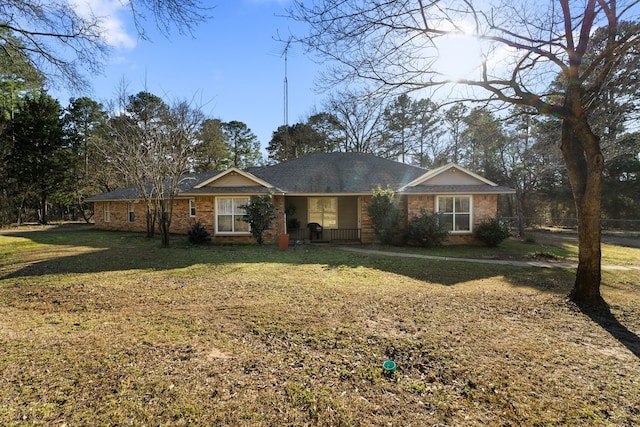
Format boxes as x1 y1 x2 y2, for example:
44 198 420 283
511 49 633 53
1 228 575 293
0 228 225 277
5 228 640 356
578 301 640 359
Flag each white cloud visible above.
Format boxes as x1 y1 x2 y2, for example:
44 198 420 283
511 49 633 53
69 0 137 49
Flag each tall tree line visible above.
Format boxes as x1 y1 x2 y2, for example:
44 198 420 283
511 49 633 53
0 82 263 228
268 92 640 232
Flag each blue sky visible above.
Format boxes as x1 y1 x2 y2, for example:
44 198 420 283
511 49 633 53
54 0 496 155
56 1 323 154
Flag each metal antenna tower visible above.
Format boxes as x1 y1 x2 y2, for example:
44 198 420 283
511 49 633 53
282 37 292 128
271 35 297 158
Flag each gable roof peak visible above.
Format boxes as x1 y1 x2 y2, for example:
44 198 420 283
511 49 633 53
194 167 274 189
403 162 498 189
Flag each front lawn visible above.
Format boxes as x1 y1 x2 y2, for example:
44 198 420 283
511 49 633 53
367 231 640 267
1 229 639 426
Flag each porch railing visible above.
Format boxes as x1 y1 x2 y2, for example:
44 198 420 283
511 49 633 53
288 228 306 242
330 228 361 243
286 228 361 243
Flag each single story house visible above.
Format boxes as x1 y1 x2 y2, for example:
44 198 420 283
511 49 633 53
88 152 515 244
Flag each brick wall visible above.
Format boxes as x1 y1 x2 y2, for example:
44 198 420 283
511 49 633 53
93 193 499 245
406 194 497 224
171 199 195 233
93 199 195 234
407 194 435 219
405 194 499 244
192 196 214 233
94 201 147 233
273 194 286 238
93 195 285 244
473 194 498 224
359 195 375 243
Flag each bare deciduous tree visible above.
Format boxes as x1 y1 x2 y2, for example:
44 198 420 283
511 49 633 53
0 0 209 91
289 0 640 306
149 99 204 247
325 88 386 154
103 90 204 246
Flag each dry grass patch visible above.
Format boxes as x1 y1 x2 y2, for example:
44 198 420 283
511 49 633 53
0 229 639 426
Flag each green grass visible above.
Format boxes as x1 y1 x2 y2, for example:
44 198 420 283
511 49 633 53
1 228 639 426
366 231 640 267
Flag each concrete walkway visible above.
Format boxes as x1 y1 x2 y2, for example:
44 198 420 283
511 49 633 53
337 246 640 271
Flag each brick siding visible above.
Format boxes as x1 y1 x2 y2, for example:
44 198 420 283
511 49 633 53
405 194 498 244
93 195 286 244
93 193 498 245
359 195 376 243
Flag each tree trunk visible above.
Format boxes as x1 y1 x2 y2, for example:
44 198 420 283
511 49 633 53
146 206 156 238
146 209 152 237
17 195 25 225
159 214 170 247
560 118 605 306
78 200 92 223
39 195 48 225
515 190 526 237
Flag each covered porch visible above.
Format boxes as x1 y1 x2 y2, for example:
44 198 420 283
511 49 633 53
284 195 363 243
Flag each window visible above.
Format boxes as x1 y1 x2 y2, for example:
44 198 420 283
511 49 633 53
437 196 471 232
216 197 250 234
308 197 338 228
128 202 135 222
103 202 110 222
189 199 196 217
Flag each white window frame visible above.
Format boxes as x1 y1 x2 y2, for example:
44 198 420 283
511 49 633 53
308 197 338 228
103 202 110 222
128 202 135 222
215 196 251 235
436 195 473 234
189 199 196 217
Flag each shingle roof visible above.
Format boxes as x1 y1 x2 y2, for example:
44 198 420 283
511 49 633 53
183 186 273 194
86 186 145 201
86 172 219 201
247 152 427 193
401 185 516 194
87 152 515 201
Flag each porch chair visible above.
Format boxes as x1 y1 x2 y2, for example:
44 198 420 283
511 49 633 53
307 222 323 241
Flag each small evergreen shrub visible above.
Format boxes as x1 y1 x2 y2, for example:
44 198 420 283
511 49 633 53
367 185 400 245
475 218 511 247
187 221 210 244
405 209 449 247
241 194 276 245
